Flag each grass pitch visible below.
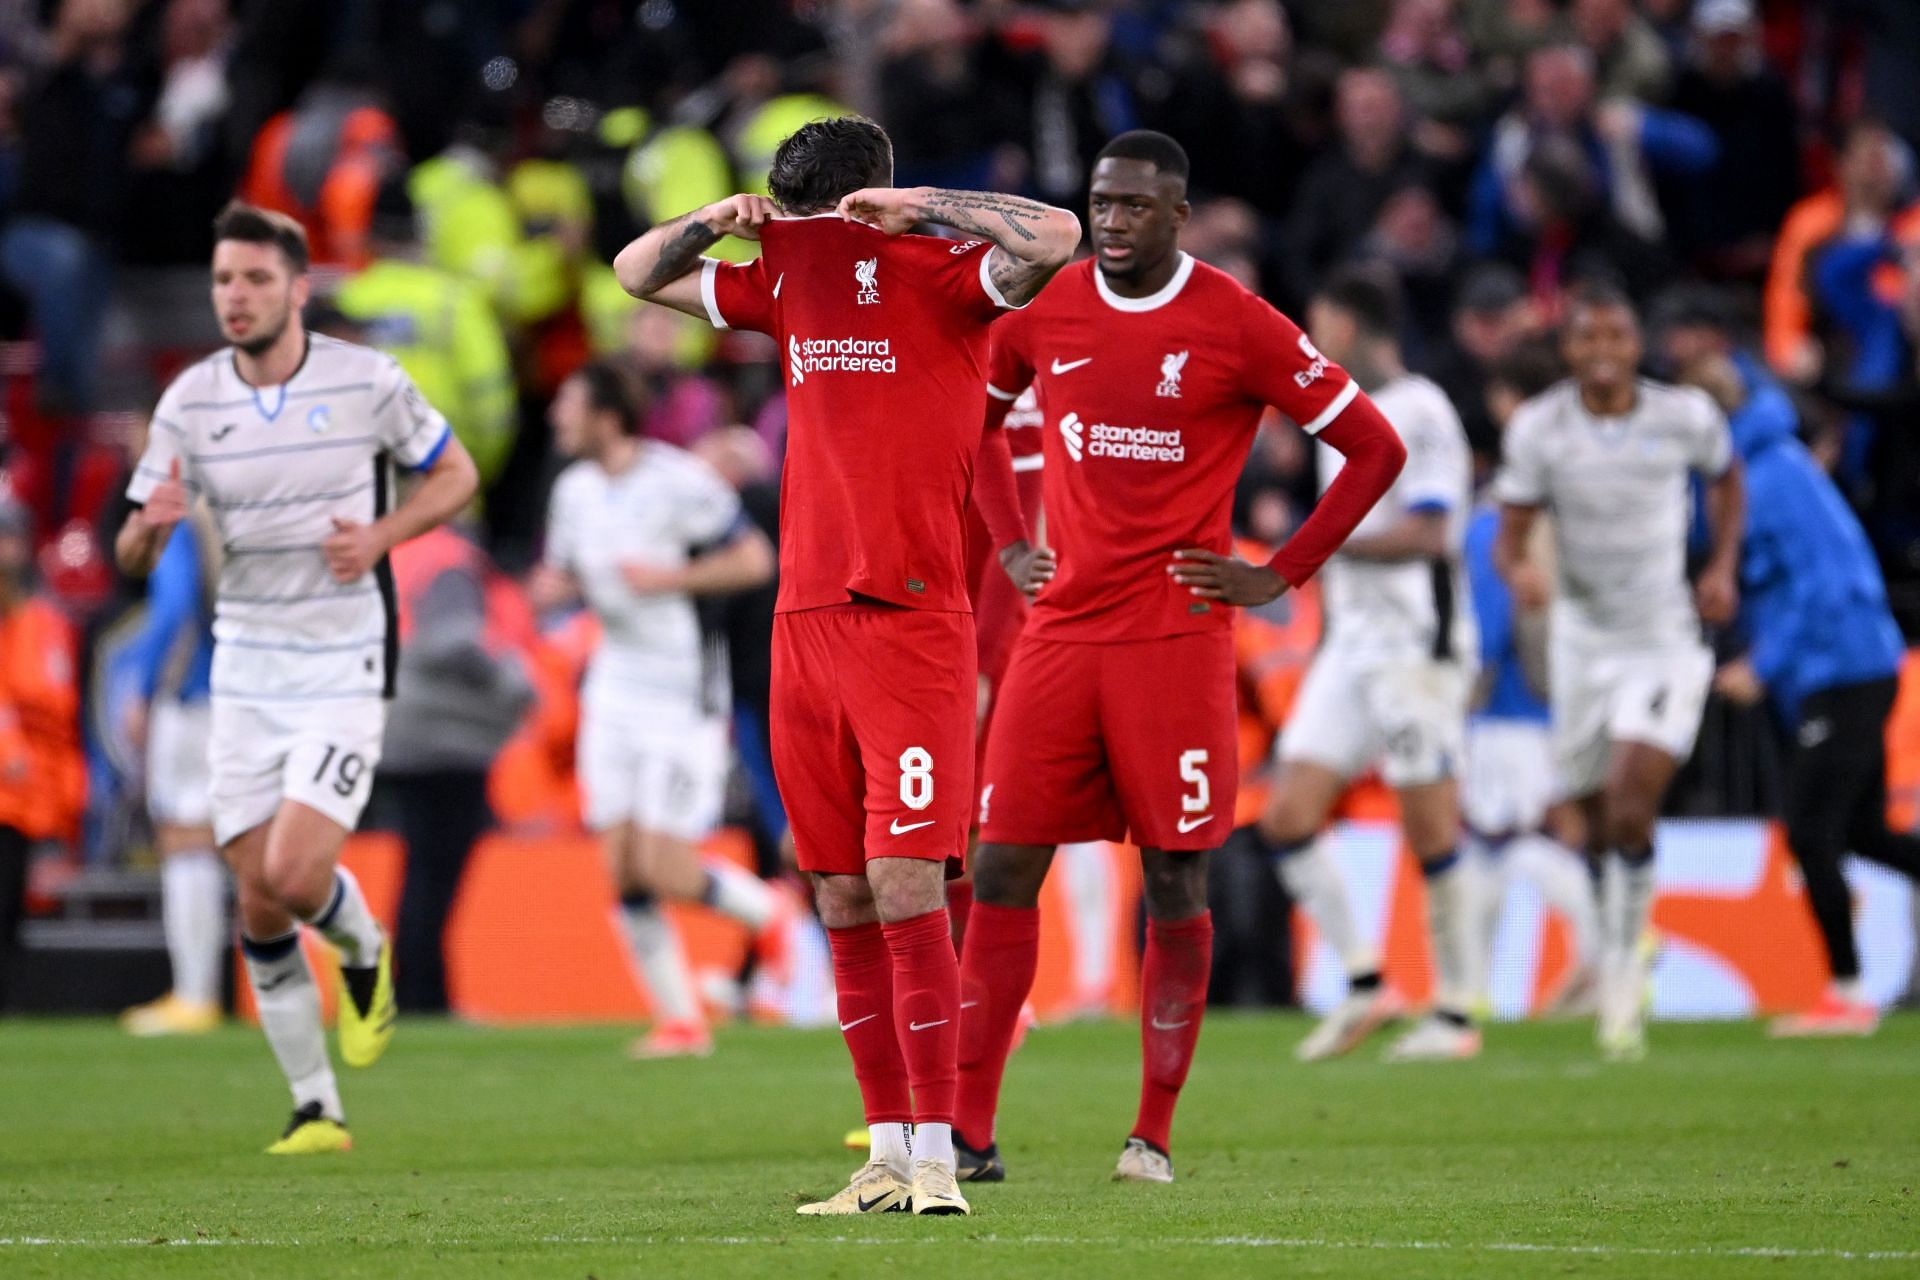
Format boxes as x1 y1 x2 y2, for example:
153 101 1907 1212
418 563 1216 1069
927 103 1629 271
2 1013 1916 1278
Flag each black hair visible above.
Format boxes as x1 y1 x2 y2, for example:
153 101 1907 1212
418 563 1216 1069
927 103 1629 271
573 358 643 436
767 115 893 214
1314 263 1404 339
1094 130 1190 186
1563 278 1637 324
1488 336 1566 401
212 201 310 274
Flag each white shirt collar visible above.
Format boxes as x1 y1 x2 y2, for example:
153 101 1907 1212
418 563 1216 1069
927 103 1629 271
1094 251 1195 313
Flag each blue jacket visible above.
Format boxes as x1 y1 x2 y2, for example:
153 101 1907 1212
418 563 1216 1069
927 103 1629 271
1465 504 1549 726
1730 354 1904 722
123 519 213 704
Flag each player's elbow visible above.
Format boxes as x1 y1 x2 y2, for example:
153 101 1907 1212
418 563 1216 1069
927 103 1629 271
612 240 651 298
437 437 482 510
1035 209 1083 268
737 527 776 587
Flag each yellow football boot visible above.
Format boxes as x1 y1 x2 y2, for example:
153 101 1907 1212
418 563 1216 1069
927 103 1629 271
265 1102 352 1155
336 941 396 1068
120 994 221 1037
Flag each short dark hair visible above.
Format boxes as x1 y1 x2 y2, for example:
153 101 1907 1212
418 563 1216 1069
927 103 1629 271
1094 130 1190 185
767 116 893 214
1563 278 1637 324
573 358 644 436
1315 263 1404 339
1489 336 1566 401
212 200 310 274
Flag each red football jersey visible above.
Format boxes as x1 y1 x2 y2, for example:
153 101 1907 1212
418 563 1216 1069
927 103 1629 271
702 215 1020 613
986 253 1358 642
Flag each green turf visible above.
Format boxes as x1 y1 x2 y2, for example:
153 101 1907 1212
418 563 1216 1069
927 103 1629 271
2 1013 1916 1278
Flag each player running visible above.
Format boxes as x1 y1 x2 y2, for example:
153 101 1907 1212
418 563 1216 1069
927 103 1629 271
614 116 1080 1215
957 132 1407 1184
534 358 780 1060
119 502 223 1036
115 203 479 1152
1494 283 1742 1061
1248 266 1481 1064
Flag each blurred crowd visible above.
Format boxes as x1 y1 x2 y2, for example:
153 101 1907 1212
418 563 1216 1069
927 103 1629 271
0 0 1915 886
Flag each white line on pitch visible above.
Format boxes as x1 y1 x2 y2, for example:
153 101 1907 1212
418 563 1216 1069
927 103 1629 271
4 1235 1916 1262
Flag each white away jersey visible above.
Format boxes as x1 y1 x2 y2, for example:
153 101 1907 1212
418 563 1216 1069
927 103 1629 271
127 335 451 703
544 444 743 716
1315 374 1475 662
1494 378 1732 648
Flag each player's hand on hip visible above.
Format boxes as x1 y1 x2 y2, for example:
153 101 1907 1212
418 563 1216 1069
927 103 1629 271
836 187 924 236
698 194 777 241
999 539 1057 598
143 458 189 530
323 516 388 583
1694 564 1738 626
1169 548 1287 606
1712 657 1764 707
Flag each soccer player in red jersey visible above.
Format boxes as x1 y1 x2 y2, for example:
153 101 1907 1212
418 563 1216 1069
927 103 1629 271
613 116 1079 1216
956 131 1407 1184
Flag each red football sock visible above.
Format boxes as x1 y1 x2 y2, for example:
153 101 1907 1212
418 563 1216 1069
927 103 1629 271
827 922 911 1125
882 910 962 1127
953 901 1040 1148
946 879 974 956
1133 912 1213 1155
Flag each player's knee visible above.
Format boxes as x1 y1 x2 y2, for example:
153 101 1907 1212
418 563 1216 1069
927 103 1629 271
234 876 292 940
811 871 876 929
1140 850 1207 919
971 844 1049 908
1600 794 1658 852
866 858 947 923
261 851 329 917
1259 792 1318 847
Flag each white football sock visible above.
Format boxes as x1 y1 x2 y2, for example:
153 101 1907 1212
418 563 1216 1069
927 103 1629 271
1422 852 1472 1017
913 1121 955 1173
1061 841 1115 1004
1460 837 1503 1009
870 1122 913 1179
701 860 775 931
620 897 701 1025
1274 839 1378 980
304 867 383 969
1616 849 1657 963
1509 833 1601 968
242 931 342 1122
162 850 226 1006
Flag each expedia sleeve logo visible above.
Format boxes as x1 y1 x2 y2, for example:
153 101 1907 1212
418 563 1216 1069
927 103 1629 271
789 335 898 386
1293 333 1330 389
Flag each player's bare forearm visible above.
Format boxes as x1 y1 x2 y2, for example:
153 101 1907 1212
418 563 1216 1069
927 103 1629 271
615 212 721 300
681 527 775 595
914 188 1080 304
1494 502 1552 611
1339 510 1448 563
1704 459 1745 578
376 435 480 552
113 510 170 578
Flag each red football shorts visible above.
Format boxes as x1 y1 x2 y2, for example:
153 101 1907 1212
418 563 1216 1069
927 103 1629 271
771 602 976 876
979 630 1237 851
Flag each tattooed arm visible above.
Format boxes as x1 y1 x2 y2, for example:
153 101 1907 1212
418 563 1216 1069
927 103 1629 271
837 186 1081 307
613 195 777 317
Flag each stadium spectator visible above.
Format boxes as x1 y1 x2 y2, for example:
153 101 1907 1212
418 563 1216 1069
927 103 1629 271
237 61 401 270
1660 294 1920 1038
1763 119 1920 384
0 0 149 415
0 493 84 1011
1377 0 1492 140
1568 0 1673 104
1467 43 1717 260
376 523 534 1015
1283 67 1427 308
622 305 730 450
1667 0 1800 279
987 0 1141 213
1424 263 1545 463
336 178 517 487
875 0 1000 191
121 0 234 266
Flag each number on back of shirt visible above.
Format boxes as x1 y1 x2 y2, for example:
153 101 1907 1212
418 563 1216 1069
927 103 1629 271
899 747 934 811
313 745 367 798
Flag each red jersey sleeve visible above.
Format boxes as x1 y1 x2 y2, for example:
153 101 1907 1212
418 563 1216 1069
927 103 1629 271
985 309 1037 406
700 255 776 335
919 237 1025 327
1235 293 1360 436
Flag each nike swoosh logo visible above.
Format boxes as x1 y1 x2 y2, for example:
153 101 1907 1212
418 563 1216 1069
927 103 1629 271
773 273 784 298
839 1013 877 1031
1150 1017 1191 1031
1051 357 1093 374
890 819 936 835
909 1019 949 1031
960 1001 980 1010
856 1193 893 1212
256 973 291 992
1176 815 1214 834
